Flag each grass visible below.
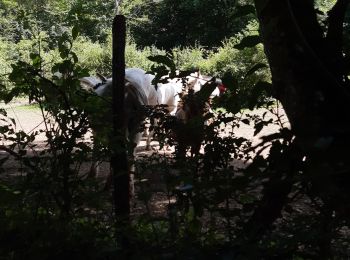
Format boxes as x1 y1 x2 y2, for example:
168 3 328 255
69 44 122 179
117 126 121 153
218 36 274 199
10 103 40 110
0 101 39 111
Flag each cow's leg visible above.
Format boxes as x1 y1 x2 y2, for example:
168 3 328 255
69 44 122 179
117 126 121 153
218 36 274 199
89 131 100 177
108 131 142 196
146 118 159 151
144 120 152 150
130 131 143 196
142 118 150 137
145 130 152 150
89 161 99 177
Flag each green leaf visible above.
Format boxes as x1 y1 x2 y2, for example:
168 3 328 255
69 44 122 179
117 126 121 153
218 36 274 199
241 118 250 125
177 70 194 78
188 218 202 234
244 63 268 78
59 45 70 59
72 26 79 40
254 81 273 97
148 65 170 87
253 119 272 136
0 109 6 116
235 5 256 18
148 54 176 71
234 35 261 50
196 81 217 102
245 81 274 109
71 52 79 64
238 194 257 204
222 72 238 91
254 121 265 136
30 53 41 69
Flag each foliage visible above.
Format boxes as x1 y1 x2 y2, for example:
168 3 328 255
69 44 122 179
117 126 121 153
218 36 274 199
0 0 115 44
1 40 277 258
1 32 270 108
171 46 206 70
0 29 118 258
0 40 12 79
72 36 110 76
1 0 349 258
248 0 350 258
123 0 255 49
66 0 115 43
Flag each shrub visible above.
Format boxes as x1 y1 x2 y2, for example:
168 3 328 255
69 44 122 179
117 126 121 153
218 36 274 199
172 46 206 70
0 39 12 79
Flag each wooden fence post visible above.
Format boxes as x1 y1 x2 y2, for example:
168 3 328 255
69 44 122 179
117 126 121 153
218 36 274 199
111 15 130 221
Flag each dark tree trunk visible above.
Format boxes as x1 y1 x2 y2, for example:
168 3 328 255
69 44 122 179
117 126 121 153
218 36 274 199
255 0 349 142
254 0 350 208
241 0 350 256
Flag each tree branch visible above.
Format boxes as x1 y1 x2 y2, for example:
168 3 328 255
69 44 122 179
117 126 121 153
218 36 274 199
0 145 37 172
0 145 20 159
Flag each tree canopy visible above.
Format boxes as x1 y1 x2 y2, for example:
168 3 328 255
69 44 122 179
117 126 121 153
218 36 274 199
122 0 255 49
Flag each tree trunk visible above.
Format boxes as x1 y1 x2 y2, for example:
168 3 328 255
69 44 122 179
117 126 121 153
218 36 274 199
240 1 350 256
255 0 349 141
253 0 350 211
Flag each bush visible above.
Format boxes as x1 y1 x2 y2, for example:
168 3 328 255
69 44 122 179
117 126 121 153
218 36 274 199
0 32 118 259
72 36 106 75
0 39 12 79
172 46 206 70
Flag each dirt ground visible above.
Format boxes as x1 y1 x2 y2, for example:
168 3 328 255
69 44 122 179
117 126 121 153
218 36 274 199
1 101 289 153
0 100 289 179
3 102 350 256
0 101 289 178
0 101 289 209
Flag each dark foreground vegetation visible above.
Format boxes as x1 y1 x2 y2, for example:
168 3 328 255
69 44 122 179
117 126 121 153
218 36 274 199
1 0 350 259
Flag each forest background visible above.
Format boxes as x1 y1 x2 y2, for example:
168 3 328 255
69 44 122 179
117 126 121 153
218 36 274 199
1 0 349 259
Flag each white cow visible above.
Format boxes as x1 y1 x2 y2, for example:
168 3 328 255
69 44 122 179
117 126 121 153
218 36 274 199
171 73 223 157
143 71 204 148
80 68 159 187
80 68 222 164
144 71 222 149
155 71 221 119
